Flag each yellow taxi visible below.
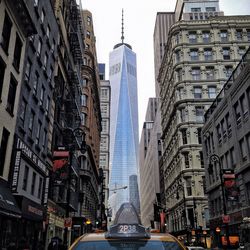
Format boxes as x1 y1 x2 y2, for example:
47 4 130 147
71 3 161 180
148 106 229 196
69 203 186 250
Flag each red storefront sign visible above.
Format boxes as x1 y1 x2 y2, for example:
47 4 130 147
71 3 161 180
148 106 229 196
64 217 72 228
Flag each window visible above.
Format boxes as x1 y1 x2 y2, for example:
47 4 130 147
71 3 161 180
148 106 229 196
223 48 230 60
86 31 91 39
22 166 29 191
46 25 50 38
29 110 35 134
43 53 48 68
38 177 43 199
101 88 108 99
20 99 27 126
191 8 201 12
179 108 186 122
6 75 17 115
189 32 197 43
225 113 232 136
239 47 246 58
225 66 233 78
39 86 45 106
190 49 199 61
186 177 192 196
206 7 216 11
206 67 215 80
204 48 213 61
13 33 23 70
230 147 236 168
220 31 228 42
31 172 36 195
0 57 6 99
48 66 53 80
234 101 241 125
200 151 204 168
41 9 45 23
81 113 86 126
101 120 108 133
87 16 91 26
183 152 190 168
175 50 181 63
247 29 250 42
177 87 184 99
195 106 204 122
0 128 10 175
35 121 41 145
42 129 47 149
33 72 39 95
216 124 222 143
194 86 202 99
239 138 247 162
176 68 182 82
202 31 210 43
181 129 188 144
1 12 12 53
236 29 243 41
221 119 227 139
80 94 87 106
37 38 42 56
197 128 202 144
240 94 248 118
208 86 216 98
45 97 50 116
24 59 31 82
192 68 201 80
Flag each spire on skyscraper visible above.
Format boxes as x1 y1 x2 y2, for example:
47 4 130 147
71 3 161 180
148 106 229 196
114 9 132 50
121 9 124 44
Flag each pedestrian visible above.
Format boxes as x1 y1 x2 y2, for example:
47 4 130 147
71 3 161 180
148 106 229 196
48 236 61 250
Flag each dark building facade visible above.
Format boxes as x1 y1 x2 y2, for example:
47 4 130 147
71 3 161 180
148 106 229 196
8 0 59 248
0 0 36 248
203 48 250 249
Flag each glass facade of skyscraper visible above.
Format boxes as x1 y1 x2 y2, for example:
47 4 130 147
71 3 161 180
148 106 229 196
109 43 140 217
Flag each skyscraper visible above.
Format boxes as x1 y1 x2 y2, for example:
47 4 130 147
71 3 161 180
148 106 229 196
109 10 140 217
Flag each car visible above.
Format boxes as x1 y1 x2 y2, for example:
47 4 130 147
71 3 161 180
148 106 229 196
69 202 186 250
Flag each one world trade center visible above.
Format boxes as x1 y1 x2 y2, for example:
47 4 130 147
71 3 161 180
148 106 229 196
108 11 140 218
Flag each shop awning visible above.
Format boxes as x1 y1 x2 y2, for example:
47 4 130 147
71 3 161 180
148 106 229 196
0 185 21 218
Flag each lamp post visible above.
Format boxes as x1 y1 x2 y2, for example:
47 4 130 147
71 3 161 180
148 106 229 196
62 127 86 247
208 154 230 249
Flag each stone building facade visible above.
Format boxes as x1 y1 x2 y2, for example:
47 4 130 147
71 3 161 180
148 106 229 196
158 14 250 242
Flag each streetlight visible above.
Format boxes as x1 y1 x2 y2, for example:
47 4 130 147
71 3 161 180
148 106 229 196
208 154 230 249
109 186 127 193
62 127 86 247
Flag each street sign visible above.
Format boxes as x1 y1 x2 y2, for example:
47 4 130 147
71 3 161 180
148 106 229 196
222 215 230 223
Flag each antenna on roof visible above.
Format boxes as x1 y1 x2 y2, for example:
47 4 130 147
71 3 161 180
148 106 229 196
121 9 124 43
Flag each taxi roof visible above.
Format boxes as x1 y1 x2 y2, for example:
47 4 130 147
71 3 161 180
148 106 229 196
77 232 179 242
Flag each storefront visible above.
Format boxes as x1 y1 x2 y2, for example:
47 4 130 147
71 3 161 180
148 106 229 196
15 196 45 249
45 200 66 248
0 181 22 249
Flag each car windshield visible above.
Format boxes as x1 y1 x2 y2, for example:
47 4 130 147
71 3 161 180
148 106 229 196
73 240 183 250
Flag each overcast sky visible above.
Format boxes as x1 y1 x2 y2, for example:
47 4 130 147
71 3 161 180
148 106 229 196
80 0 250 134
